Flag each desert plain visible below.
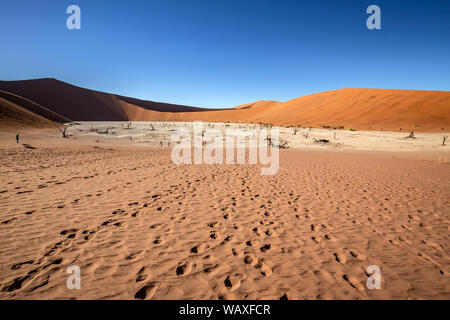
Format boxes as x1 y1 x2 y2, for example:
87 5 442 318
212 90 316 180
0 123 449 300
0 80 449 299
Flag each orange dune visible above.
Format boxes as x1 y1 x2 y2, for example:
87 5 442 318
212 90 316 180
0 79 449 132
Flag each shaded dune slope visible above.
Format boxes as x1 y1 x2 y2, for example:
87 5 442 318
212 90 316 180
0 97 56 128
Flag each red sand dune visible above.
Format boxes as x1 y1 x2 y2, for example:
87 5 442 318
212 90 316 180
0 78 449 131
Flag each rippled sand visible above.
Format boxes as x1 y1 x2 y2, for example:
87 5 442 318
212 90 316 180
0 129 449 299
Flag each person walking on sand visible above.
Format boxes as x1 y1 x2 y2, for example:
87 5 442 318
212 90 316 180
16 133 19 144
160 140 162 147
168 141 170 147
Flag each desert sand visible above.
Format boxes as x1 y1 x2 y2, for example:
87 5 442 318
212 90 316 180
1 79 449 132
0 126 449 299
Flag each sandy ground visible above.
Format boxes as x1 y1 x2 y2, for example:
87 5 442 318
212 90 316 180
0 127 449 299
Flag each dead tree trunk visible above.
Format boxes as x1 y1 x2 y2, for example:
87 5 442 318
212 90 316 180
305 127 311 139
58 124 69 138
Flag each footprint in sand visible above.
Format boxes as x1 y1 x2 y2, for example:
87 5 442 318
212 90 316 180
343 274 365 291
334 252 347 264
231 247 244 258
224 273 246 292
11 260 34 270
349 250 367 261
126 251 143 262
220 236 233 245
176 261 193 276
135 266 151 282
134 281 159 299
1 217 17 224
311 236 323 245
60 229 78 235
190 244 209 254
243 253 258 266
153 236 162 244
314 270 334 283
255 259 272 277
210 231 219 240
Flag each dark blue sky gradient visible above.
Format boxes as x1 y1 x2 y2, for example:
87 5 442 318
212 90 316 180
1 0 449 108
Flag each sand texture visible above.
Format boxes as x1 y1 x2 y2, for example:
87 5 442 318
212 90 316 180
0 129 449 299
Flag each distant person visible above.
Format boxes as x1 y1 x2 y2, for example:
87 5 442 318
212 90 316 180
160 141 162 147
16 133 19 144
168 141 171 147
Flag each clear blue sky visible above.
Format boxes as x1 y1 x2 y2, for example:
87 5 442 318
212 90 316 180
1 0 449 108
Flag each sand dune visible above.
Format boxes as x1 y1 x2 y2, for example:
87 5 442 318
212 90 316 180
0 97 57 128
0 79 206 122
0 79 448 132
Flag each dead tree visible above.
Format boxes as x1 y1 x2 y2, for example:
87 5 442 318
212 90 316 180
58 124 69 138
305 127 312 139
266 137 289 149
443 136 448 146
